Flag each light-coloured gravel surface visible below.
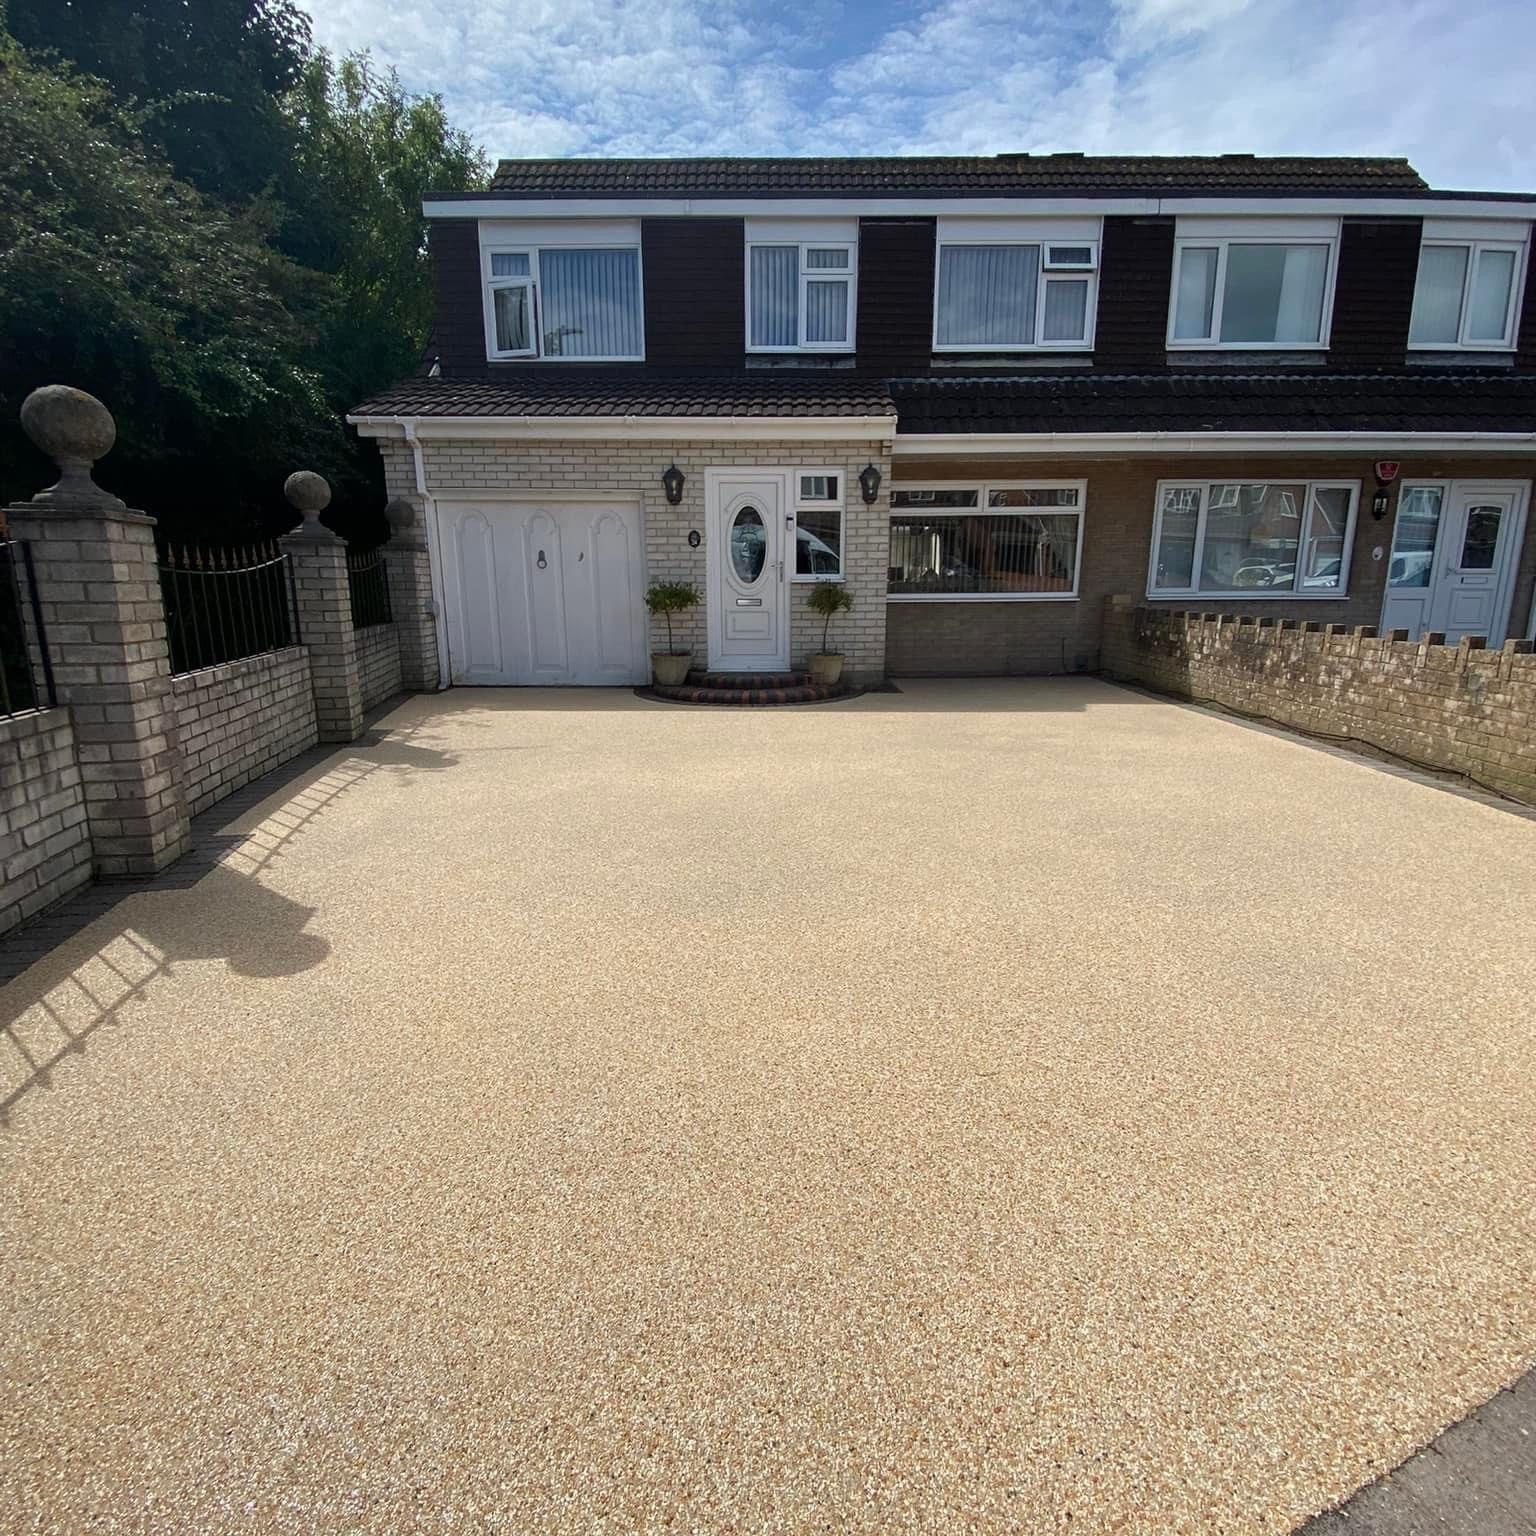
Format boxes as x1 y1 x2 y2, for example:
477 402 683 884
3 678 1534 1536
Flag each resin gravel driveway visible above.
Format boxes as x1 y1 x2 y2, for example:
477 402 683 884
3 678 1535 1535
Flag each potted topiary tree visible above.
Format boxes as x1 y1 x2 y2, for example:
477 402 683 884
645 580 701 685
805 581 854 685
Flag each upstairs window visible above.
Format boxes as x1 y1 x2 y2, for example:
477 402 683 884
483 243 644 361
1168 222 1338 348
933 239 1098 350
747 240 857 352
1409 234 1527 350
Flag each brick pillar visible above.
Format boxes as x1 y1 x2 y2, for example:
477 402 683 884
382 497 441 692
6 386 190 876
278 472 363 743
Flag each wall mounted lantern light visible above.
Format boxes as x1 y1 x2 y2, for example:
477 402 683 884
858 462 883 504
662 463 686 506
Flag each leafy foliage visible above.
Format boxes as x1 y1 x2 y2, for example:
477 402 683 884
806 580 853 653
6 0 311 203
0 38 330 537
645 581 701 654
0 12 489 542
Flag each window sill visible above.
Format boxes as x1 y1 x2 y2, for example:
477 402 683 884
1144 590 1351 602
1406 350 1515 367
929 354 1092 370
745 355 857 369
887 593 1080 604
1165 349 1325 366
485 356 646 366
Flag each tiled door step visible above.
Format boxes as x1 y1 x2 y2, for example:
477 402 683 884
651 671 850 705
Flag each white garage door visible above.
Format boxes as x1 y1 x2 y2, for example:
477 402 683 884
437 500 647 685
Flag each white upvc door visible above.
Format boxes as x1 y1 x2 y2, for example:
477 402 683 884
705 469 792 671
1381 480 1528 646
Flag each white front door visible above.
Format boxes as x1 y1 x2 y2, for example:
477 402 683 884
706 469 791 671
437 500 646 685
1381 481 1528 645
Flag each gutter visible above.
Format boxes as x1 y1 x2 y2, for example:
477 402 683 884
893 430 1536 457
347 412 900 443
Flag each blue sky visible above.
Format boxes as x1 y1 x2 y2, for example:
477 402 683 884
305 0 1536 190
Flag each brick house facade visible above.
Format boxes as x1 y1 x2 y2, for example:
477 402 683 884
351 155 1536 687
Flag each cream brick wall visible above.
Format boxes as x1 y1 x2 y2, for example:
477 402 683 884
172 648 319 816
357 624 403 711
375 433 895 683
0 708 92 936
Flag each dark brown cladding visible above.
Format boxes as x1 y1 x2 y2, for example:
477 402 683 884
1094 217 1174 369
855 219 936 371
1327 218 1421 369
1518 252 1536 367
641 217 744 367
426 220 486 372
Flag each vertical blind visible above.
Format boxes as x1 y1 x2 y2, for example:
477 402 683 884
1220 244 1327 343
936 245 1039 346
750 246 799 347
538 248 643 358
1408 245 1469 343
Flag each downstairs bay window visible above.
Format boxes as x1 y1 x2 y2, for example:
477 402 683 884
1148 480 1359 598
888 486 1084 600
483 241 644 360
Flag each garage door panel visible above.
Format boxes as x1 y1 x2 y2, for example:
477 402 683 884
449 508 505 682
589 510 642 680
439 500 645 686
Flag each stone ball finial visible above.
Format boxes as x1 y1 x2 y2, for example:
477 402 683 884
384 497 416 537
283 470 333 536
19 385 124 509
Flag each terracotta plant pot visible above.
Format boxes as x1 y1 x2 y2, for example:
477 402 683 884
651 652 692 686
808 653 844 686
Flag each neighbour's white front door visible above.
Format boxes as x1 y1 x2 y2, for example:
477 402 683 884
1380 481 1528 646
436 499 647 685
706 469 791 671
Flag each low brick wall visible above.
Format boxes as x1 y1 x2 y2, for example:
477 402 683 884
172 647 319 816
1 708 92 936
1102 598 1536 801
357 624 403 711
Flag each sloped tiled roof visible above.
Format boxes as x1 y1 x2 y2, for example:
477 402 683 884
351 371 897 419
891 373 1536 435
468 155 1430 200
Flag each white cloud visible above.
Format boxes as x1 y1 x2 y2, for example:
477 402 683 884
301 0 1536 189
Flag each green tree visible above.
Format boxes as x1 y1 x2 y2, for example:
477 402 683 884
0 39 332 536
5 0 311 204
279 50 490 424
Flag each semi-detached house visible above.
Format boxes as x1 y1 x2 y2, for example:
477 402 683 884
349 154 1536 687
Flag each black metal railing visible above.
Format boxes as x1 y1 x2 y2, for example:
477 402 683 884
347 547 392 629
157 542 298 676
0 538 55 716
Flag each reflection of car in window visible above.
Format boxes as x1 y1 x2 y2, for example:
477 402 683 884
1388 551 1433 587
796 527 840 575
1232 557 1296 588
731 521 766 581
1300 557 1341 588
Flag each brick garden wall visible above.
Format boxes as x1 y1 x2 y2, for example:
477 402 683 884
1 708 92 936
357 624 403 711
171 647 319 816
1101 598 1536 802
376 434 895 683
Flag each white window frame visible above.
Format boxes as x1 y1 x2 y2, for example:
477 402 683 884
931 233 1099 354
1145 478 1361 600
886 481 1086 603
1166 218 1340 351
744 240 858 354
1408 229 1529 352
792 467 845 582
478 222 646 363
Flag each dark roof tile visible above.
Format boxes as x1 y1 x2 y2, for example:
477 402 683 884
351 371 896 420
891 372 1536 435
468 154 1429 200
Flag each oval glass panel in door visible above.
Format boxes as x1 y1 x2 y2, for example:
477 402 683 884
730 505 767 581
